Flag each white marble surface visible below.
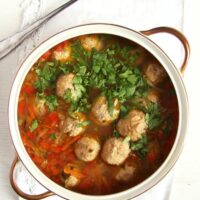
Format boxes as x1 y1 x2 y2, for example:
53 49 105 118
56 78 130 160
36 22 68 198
0 0 200 199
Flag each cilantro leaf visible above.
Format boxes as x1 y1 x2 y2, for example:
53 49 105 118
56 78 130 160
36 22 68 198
45 95 58 112
29 119 38 132
145 102 162 130
77 120 91 128
37 93 58 112
113 130 120 138
130 135 148 159
49 133 57 140
34 62 58 92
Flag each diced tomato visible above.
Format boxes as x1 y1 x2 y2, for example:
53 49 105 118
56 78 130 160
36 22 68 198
18 100 27 116
27 131 36 140
22 85 35 95
51 146 63 153
45 112 59 126
54 43 65 52
40 50 51 61
39 140 51 150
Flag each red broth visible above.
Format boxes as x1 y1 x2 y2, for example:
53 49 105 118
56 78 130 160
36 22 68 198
18 34 178 195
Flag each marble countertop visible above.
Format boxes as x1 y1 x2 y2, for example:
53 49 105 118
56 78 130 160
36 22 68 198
0 0 200 199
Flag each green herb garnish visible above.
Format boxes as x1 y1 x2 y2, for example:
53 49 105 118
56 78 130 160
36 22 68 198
145 102 162 130
77 120 91 128
130 135 148 159
113 130 120 138
29 119 38 132
37 93 58 112
34 62 58 92
49 133 57 140
63 89 73 102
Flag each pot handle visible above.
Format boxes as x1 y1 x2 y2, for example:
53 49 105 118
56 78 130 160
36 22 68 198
140 27 190 75
10 155 54 200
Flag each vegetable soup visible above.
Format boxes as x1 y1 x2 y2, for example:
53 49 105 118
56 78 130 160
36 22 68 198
18 34 178 195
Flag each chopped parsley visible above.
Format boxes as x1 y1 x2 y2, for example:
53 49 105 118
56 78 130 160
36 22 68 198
34 61 72 92
145 102 162 130
113 130 120 138
49 133 57 140
63 89 73 102
29 119 38 132
45 95 58 112
130 135 148 159
77 120 91 128
37 93 58 112
34 62 58 92
34 38 149 114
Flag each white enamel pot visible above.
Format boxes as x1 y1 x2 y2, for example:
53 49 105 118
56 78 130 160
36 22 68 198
8 23 190 200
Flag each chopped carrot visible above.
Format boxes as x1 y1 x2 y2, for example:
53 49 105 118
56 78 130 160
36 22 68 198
22 85 36 95
45 112 59 126
39 140 51 151
27 131 36 140
27 104 36 119
18 100 27 116
39 50 51 61
54 42 66 52
61 135 81 151
51 145 63 153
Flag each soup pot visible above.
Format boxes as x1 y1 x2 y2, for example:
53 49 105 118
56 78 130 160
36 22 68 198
9 23 190 200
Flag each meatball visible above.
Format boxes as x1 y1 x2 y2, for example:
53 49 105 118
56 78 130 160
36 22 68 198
117 110 147 141
34 97 47 117
147 89 160 103
115 164 137 182
64 175 80 188
130 46 146 67
144 63 167 85
80 35 103 51
60 112 87 136
91 96 120 125
53 43 71 62
101 137 130 166
75 137 100 162
56 73 77 99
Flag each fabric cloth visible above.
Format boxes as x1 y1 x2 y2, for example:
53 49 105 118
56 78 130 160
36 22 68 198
11 0 184 199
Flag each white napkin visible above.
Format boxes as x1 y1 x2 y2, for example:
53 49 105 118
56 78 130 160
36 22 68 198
15 0 184 199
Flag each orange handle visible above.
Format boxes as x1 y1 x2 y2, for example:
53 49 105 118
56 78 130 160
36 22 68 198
10 155 54 200
141 27 190 75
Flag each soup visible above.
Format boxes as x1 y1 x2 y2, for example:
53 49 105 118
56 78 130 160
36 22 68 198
17 34 178 195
